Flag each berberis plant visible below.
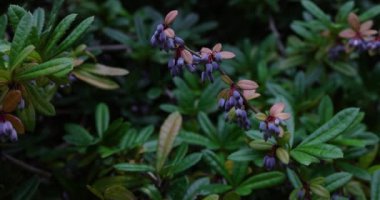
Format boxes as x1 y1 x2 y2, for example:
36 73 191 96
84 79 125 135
1 0 380 200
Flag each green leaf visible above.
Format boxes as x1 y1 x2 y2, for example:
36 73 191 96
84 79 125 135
336 161 371 181
276 147 290 164
198 112 218 142
81 64 129 76
103 27 131 45
178 130 219 149
310 184 330 199
359 5 380 21
286 168 302 189
156 112 182 171
52 16 94 57
73 69 119 90
336 1 354 22
290 23 313 40
300 108 359 146
249 140 273 151
33 8 45 34
139 185 162 200
44 14 77 56
301 0 331 25
325 172 352 192
10 13 33 67
294 144 343 159
10 45 35 70
114 163 155 172
24 84 55 116
200 184 232 195
202 194 219 200
371 170 380 200
63 123 94 146
15 57 74 80
135 125 154 144
0 15 7 38
104 185 136 200
17 102 36 131
183 178 210 200
290 149 319 166
318 96 333 124
228 148 262 162
13 176 40 200
7 5 27 30
203 150 232 183
236 171 285 196
173 153 202 174
46 0 64 28
327 61 356 76
95 103 110 138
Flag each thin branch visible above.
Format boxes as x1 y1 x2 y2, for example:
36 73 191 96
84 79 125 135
269 16 286 57
2 152 52 178
87 44 131 52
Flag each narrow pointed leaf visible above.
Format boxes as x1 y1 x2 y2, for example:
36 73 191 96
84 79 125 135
300 108 359 146
156 112 182 171
95 103 109 138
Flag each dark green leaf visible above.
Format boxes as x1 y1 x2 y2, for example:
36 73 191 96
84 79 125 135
300 108 359 146
64 123 94 146
359 5 380 21
95 103 110 138
114 163 155 172
371 170 380 200
236 171 285 196
325 172 352 192
13 176 40 200
10 13 33 67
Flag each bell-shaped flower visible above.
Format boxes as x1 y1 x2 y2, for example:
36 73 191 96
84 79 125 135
256 102 290 141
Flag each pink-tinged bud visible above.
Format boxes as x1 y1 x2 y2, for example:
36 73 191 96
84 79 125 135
220 51 235 59
164 28 175 38
243 90 260 100
181 49 193 64
237 80 259 90
164 10 178 25
212 43 222 52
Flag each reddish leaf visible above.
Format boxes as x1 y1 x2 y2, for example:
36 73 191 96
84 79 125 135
339 29 356 39
237 80 259 90
2 90 21 113
181 49 193 64
220 51 235 59
360 21 373 32
4 114 25 134
348 13 360 31
212 43 222 52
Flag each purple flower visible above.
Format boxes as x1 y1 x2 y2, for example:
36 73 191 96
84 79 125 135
256 103 290 141
367 40 380 51
0 120 18 142
167 46 194 77
218 87 251 129
150 10 179 51
348 38 367 51
328 44 345 60
197 43 235 83
263 155 276 170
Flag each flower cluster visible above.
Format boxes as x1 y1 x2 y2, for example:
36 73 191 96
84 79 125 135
256 103 290 141
150 10 235 82
339 12 379 52
218 80 259 130
263 155 276 170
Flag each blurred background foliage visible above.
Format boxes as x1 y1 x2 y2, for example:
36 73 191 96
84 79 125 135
1 0 380 199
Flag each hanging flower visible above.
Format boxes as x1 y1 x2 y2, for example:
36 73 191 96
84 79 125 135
339 12 377 51
150 10 179 51
256 103 290 141
198 43 235 82
0 90 25 142
218 80 259 129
